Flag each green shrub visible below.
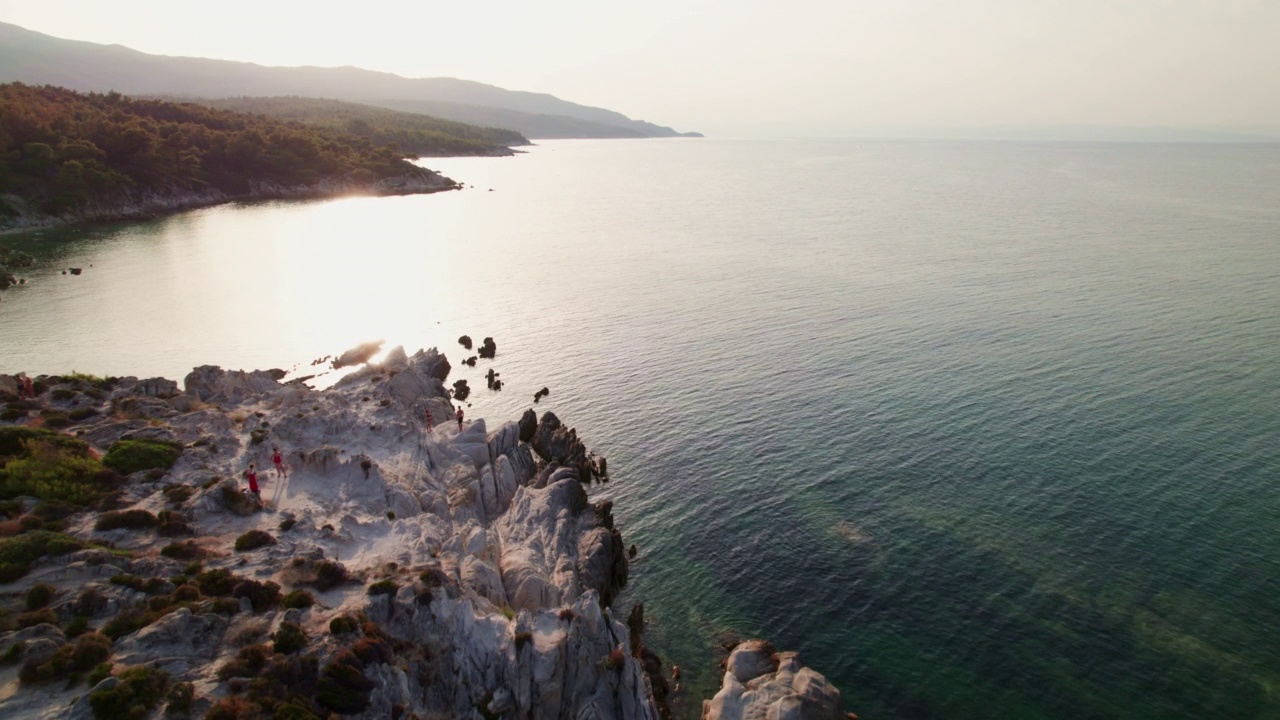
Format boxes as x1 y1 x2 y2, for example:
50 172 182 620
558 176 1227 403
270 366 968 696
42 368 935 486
87 661 112 687
234 530 276 552
272 701 321 720
0 437 117 508
110 573 145 591
95 509 158 531
166 681 194 717
0 530 85 582
0 426 83 458
329 616 358 635
64 615 90 638
312 560 348 591
16 607 57 628
141 577 168 594
282 589 315 610
157 519 194 536
162 485 192 504
197 569 236 597
19 631 110 684
89 665 171 719
26 582 56 610
212 598 241 615
101 439 182 476
218 644 271 680
367 579 398 596
278 517 297 532
316 653 374 715
72 587 108 617
160 541 203 560
232 579 281 612
69 407 100 422
41 411 71 428
205 697 263 720
1 642 23 665
172 584 201 602
272 621 308 654
351 634 392 665
60 372 109 388
102 607 161 640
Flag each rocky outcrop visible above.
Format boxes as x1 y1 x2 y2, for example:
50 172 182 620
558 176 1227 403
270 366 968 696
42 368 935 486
532 411 607 483
0 347 852 720
703 641 849 720
0 346 670 720
519 409 538 443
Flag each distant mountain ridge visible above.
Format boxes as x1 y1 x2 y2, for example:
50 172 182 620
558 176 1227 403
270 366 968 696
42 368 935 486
0 21 702 140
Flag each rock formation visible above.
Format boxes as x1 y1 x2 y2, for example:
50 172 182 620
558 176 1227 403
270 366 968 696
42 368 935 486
0 351 852 719
703 641 850 720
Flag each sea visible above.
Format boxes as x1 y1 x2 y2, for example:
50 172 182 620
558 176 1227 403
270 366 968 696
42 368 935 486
2 138 1279 719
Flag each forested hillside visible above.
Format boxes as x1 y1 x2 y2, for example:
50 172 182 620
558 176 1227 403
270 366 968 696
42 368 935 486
196 96 528 156
0 83 442 218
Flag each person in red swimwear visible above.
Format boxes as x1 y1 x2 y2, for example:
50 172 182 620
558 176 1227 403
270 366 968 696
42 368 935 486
246 463 260 500
271 447 287 477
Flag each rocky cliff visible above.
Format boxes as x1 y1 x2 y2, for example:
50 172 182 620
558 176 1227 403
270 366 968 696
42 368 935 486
0 348 850 720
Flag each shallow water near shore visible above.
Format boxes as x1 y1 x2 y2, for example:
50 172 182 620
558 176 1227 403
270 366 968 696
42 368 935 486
3 138 1280 718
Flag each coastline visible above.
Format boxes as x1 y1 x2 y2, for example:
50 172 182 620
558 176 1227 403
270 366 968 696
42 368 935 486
0 166 459 236
0 348 850 719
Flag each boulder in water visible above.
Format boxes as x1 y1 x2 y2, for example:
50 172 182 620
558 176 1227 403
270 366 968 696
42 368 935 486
452 378 471 401
458 335 473 350
478 337 497 359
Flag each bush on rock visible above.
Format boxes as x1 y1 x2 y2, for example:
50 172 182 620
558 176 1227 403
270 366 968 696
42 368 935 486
89 665 171 719
95 509 158 531
234 530 276 552
101 439 181 476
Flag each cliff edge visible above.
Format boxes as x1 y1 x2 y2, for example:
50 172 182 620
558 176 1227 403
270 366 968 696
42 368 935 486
0 349 848 719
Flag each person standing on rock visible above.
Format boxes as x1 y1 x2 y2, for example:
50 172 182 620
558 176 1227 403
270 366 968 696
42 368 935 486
271 447 287 478
424 407 434 433
456 405 464 431
246 463 261 501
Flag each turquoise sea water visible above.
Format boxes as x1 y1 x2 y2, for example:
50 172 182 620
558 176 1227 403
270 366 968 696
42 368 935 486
2 139 1280 718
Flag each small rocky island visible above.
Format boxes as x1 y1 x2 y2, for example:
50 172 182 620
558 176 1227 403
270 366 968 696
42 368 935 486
0 348 849 719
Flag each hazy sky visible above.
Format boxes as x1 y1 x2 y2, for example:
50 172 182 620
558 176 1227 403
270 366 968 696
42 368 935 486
2 0 1278 136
